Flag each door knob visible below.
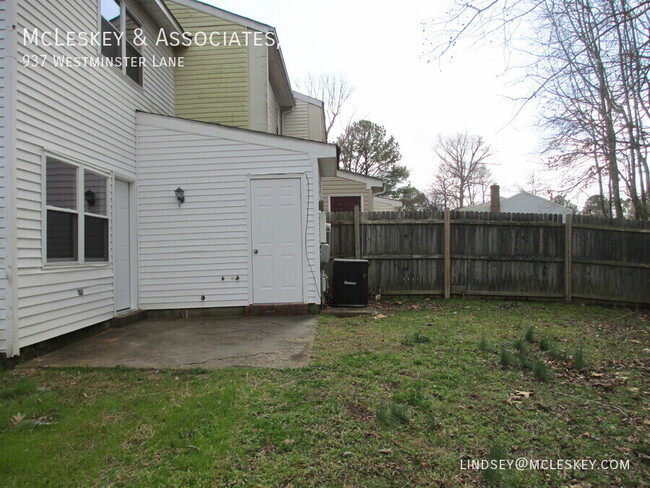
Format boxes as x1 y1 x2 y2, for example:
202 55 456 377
253 249 259 254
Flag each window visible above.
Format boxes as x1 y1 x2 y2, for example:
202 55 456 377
100 0 143 85
46 158 109 264
330 196 362 213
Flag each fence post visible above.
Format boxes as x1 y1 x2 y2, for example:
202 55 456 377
353 205 361 259
564 214 572 303
444 208 451 299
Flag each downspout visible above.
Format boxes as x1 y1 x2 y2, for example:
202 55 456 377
4 0 19 356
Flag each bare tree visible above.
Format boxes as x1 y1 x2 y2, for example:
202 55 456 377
424 0 650 219
429 133 494 209
295 72 353 141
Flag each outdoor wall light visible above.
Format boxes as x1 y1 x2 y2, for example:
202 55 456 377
175 187 185 206
84 189 96 208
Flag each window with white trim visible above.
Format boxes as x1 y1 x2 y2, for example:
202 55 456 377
46 158 109 263
100 0 143 85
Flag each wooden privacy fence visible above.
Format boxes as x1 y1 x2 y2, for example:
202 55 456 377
327 210 650 305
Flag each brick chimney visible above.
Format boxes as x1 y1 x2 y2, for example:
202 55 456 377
490 184 501 213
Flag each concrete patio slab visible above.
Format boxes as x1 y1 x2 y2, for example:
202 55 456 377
26 316 317 370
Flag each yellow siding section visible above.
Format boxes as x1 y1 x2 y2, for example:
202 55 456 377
166 1 249 128
283 98 309 140
284 97 326 142
322 177 373 212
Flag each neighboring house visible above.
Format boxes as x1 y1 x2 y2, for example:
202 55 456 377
459 185 574 221
322 169 386 213
373 196 403 212
0 0 337 357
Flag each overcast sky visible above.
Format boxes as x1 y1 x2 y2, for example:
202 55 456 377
202 0 558 199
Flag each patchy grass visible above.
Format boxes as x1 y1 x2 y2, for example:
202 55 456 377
1 299 649 487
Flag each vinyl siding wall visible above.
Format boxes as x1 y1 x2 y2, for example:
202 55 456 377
166 1 249 128
373 197 402 212
0 2 8 353
283 96 326 143
14 0 175 348
322 176 373 212
137 113 324 308
283 98 309 140
267 83 279 134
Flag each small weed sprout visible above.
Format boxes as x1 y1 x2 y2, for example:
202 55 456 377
426 414 441 431
482 443 507 487
376 403 410 427
539 336 552 352
390 404 411 424
533 360 551 382
513 339 527 354
376 404 394 427
573 348 587 370
517 351 533 371
525 326 536 343
479 336 491 352
549 347 567 361
413 333 430 344
401 332 430 346
499 347 515 368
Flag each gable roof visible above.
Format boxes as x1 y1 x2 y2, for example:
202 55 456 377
459 192 573 215
335 169 384 190
293 91 324 108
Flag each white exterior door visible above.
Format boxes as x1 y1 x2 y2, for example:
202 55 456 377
114 180 131 312
251 177 304 304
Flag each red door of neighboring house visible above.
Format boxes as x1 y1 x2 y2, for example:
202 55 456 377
330 196 362 212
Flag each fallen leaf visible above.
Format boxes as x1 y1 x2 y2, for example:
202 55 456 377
516 391 534 399
373 314 388 320
11 413 25 425
378 448 392 454
590 372 604 378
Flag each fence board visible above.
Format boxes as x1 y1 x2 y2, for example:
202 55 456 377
327 211 650 305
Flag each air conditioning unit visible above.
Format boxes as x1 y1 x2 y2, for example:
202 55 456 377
331 259 368 307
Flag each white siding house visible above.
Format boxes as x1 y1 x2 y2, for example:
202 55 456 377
0 0 337 358
137 113 334 309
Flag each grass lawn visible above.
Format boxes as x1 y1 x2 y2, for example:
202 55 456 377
1 299 649 487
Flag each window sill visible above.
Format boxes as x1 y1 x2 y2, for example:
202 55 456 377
43 262 112 271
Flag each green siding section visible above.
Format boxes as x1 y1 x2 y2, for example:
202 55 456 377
166 1 249 128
